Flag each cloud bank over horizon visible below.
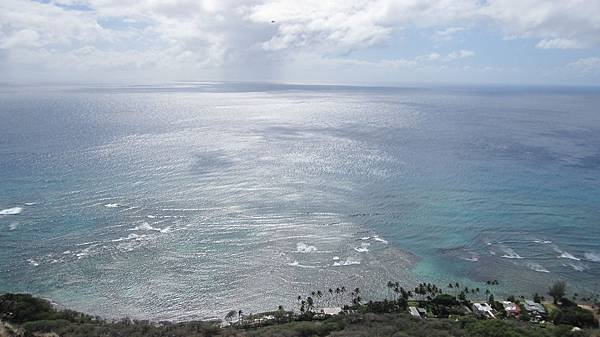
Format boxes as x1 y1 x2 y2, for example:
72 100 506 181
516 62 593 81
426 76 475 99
1 0 600 85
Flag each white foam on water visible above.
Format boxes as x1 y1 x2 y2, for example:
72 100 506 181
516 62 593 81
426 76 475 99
296 242 317 253
162 208 203 211
563 262 589 272
112 233 148 242
24 202 36 206
372 235 388 244
500 247 523 259
0 207 23 215
8 223 18 230
27 259 39 266
354 242 370 253
525 261 550 273
558 252 580 261
130 222 171 233
553 246 581 261
104 203 121 208
461 256 479 262
147 215 156 218
75 246 94 259
332 258 361 267
287 260 317 268
332 256 340 261
584 252 600 262
360 236 371 240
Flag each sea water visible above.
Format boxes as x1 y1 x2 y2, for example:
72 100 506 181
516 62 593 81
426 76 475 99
1 83 599 320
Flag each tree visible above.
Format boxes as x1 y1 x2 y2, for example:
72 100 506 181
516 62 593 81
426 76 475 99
548 281 567 305
224 310 236 325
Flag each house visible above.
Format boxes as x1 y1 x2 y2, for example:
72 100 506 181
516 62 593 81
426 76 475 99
524 300 546 317
318 307 343 316
501 301 520 317
408 307 422 319
524 300 546 321
472 303 496 319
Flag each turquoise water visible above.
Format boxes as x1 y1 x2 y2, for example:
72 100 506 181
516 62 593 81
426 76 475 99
1 83 599 320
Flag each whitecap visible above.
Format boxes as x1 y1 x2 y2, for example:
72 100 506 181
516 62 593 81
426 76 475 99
525 262 550 273
373 235 388 244
288 261 317 268
360 236 371 240
461 256 479 262
24 203 36 206
584 252 600 262
8 223 18 230
558 252 580 261
0 207 23 215
332 256 340 261
112 234 146 242
147 215 156 218
296 242 318 253
500 247 523 259
332 258 361 267
104 203 121 208
130 222 170 233
27 259 39 266
75 246 94 259
553 246 581 261
563 262 589 272
354 242 370 253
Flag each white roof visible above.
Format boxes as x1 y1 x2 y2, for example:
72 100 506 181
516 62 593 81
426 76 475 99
501 301 518 311
408 307 421 318
474 303 493 311
319 307 342 315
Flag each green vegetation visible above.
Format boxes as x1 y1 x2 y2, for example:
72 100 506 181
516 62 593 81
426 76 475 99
548 281 567 305
1 280 598 337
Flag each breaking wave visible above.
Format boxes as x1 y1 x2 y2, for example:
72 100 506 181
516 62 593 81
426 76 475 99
584 252 600 262
525 261 550 273
500 247 523 259
296 242 317 253
332 258 361 267
0 207 23 215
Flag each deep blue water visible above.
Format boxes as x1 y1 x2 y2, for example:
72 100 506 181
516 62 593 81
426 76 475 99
1 83 599 320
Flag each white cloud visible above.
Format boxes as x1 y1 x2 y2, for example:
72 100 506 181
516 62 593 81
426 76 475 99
567 57 600 76
1 0 600 82
445 49 475 61
536 38 583 50
482 0 600 49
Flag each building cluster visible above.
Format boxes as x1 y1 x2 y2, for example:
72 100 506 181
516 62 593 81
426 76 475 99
408 299 547 322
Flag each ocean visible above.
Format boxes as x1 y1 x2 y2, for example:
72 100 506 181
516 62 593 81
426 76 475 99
1 82 599 320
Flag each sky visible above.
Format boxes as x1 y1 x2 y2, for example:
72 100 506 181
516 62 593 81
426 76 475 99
1 0 600 85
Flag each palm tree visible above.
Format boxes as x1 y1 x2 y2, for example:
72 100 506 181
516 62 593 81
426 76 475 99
238 310 243 324
306 297 314 312
548 281 567 304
